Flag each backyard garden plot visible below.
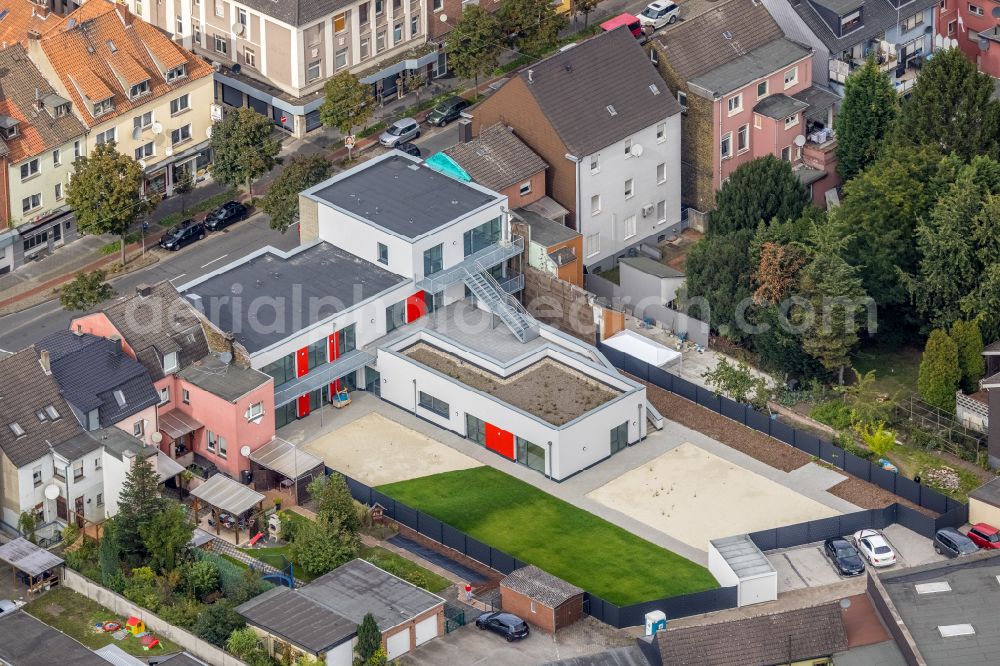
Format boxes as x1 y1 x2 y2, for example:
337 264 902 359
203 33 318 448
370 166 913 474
303 412 482 486
377 466 719 605
587 443 841 551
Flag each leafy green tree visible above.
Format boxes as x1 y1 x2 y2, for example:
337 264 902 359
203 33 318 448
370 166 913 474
364 647 388 666
186 559 220 601
575 0 600 26
894 48 1000 161
856 421 896 459
682 228 754 341
226 626 265 660
961 262 1000 342
355 613 381 665
115 454 167 565
261 154 333 233
950 319 986 393
709 155 809 235
498 0 567 57
99 520 122 587
309 473 360 534
124 566 160 610
445 5 503 93
291 516 359 578
140 502 193 573
210 107 281 196
751 306 826 379
60 270 115 311
173 168 195 214
702 358 770 409
17 512 37 543
836 369 894 426
917 328 962 412
67 142 154 266
193 603 246 647
320 72 374 158
835 57 897 182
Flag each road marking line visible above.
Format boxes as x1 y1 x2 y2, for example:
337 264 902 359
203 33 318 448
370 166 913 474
782 553 809 587
168 273 187 284
201 254 228 268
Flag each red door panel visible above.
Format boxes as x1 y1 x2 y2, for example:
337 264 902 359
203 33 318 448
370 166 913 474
406 290 428 323
296 348 309 377
329 332 340 362
485 423 515 460
297 394 310 418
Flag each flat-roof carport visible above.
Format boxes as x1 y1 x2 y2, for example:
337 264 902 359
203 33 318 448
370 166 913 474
191 474 266 545
249 438 325 506
0 537 64 596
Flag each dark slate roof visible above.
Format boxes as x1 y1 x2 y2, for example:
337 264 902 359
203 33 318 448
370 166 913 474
443 124 548 192
184 243 407 354
689 38 813 96
515 208 580 247
513 27 681 157
813 0 865 13
101 281 210 381
0 347 83 468
549 247 577 267
651 0 786 84
97 427 154 462
789 0 941 54
238 0 346 27
542 646 650 666
307 153 502 240
983 340 1000 353
177 355 271 402
52 430 103 462
969 477 1000 508
237 586 357 655
300 559 444 631
832 641 908 666
754 92 810 119
38 330 159 427
620 256 684 278
655 603 848 665
501 565 584 607
792 85 840 123
157 654 211 666
0 610 108 666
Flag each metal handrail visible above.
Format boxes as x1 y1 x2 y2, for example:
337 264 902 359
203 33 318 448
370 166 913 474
418 236 524 293
472 259 531 321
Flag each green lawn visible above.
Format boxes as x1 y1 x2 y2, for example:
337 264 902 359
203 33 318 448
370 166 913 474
377 467 718 605
24 587 182 657
360 546 452 594
853 338 923 397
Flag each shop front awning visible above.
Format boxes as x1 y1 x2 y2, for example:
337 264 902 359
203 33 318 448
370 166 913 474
249 438 324 480
159 409 204 440
191 473 265 516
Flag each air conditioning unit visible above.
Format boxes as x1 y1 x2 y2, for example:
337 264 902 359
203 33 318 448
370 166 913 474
641 203 654 217
212 60 222 72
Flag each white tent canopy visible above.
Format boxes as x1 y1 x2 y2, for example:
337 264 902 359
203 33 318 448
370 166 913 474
603 330 681 367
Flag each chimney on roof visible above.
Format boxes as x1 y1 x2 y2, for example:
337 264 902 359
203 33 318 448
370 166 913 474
114 2 133 27
458 118 472 144
74 325 84 336
39 349 51 375
109 334 122 353
26 29 41 41
136 284 152 297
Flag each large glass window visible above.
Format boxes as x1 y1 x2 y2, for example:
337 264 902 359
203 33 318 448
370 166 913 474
463 217 501 256
306 339 327 371
386 300 407 332
418 391 449 417
423 244 443 276
337 323 356 354
517 437 545 474
466 414 486 445
610 422 629 454
275 402 297 428
261 353 295 387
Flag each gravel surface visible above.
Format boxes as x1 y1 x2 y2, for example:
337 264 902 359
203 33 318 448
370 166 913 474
827 477 936 517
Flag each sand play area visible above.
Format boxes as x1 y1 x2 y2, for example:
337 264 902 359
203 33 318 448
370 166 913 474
303 412 482 486
587 442 840 550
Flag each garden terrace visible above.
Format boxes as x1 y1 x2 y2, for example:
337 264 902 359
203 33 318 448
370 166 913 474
402 343 620 426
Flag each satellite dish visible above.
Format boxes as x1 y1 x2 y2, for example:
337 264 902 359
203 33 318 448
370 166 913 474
151 122 163 134
240 445 251 457
44 484 60 500
206 126 213 139
439 13 448 22
151 431 162 444
131 125 142 140
793 134 806 147
631 143 644 157
164 147 173 157
137 159 146 169
232 63 242 74
232 23 245 35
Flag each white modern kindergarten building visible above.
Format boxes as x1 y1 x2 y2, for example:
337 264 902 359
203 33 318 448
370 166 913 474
181 152 649 480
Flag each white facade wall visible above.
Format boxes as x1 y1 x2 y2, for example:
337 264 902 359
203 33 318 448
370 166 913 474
7 136 83 230
577 115 682 270
325 639 354 666
101 453 130 518
10 455 53 527
54 449 107 524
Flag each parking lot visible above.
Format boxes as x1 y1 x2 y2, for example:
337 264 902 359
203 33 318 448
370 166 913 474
767 524 949 592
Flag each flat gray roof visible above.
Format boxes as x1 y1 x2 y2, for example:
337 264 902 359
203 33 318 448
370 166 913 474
177 355 271 402
832 641 908 666
620 256 684 279
301 559 444 631
0 610 108 666
753 93 809 121
0 537 64 577
236 586 357 654
516 208 579 248
249 437 324 480
710 534 775 578
307 153 501 240
184 242 407 354
689 38 811 96
969 477 1000 508
191 473 265 516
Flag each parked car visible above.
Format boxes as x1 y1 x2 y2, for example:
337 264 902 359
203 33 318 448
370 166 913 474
600 13 644 39
476 611 530 642
203 200 249 231
426 96 470 127
967 522 1000 550
379 118 420 147
853 529 897 567
158 220 205 251
639 1 679 29
934 527 979 558
0 599 17 617
396 142 421 158
824 537 865 576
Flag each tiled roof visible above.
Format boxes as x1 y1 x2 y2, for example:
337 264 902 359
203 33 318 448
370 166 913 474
0 44 85 164
0 0 61 47
786 0 941 54
651 0 786 84
655 603 848 665
512 27 682 156
101 281 210 381
237 0 348 28
39 0 212 128
0 347 83 468
444 124 548 192
501 565 583 607
688 38 812 96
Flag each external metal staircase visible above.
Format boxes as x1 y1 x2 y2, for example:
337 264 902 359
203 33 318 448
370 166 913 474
462 261 539 343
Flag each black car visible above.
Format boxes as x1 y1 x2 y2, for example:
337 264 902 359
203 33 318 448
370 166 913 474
159 220 205 250
203 201 249 231
824 537 865 576
476 611 529 642
426 96 470 127
934 527 979 558
396 142 421 158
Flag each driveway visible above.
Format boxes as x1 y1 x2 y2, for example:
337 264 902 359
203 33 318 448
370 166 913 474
767 524 948 592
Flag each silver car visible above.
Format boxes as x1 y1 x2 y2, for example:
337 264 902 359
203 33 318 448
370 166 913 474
0 599 17 617
379 118 420 147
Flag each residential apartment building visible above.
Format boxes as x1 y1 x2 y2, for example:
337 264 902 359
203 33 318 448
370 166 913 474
0 44 86 274
25 0 215 197
647 0 840 212
936 0 1000 77
470 27 683 273
763 0 939 95
124 0 437 137
181 152 649 481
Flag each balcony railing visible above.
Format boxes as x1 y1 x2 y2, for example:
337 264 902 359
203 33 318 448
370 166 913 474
498 273 525 294
418 236 524 294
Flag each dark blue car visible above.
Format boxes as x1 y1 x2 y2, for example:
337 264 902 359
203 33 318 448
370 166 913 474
824 537 865 576
476 611 529 642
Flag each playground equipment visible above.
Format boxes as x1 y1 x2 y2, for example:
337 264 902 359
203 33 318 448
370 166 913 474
125 617 145 635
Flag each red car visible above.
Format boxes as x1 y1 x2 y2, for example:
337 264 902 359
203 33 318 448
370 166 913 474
967 523 1000 549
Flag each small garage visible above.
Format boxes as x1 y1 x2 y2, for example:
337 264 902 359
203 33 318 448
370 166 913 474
500 565 584 633
708 534 777 607
969 477 1000 527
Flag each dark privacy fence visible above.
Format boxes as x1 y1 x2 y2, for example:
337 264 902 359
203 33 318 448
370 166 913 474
335 469 739 627
597 341 969 538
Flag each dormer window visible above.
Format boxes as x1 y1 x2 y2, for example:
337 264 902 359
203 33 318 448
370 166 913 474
113 389 127 407
93 98 113 117
8 423 24 437
54 104 69 117
841 9 862 33
0 116 19 140
45 405 60 420
165 64 187 83
129 80 151 100
163 351 179 374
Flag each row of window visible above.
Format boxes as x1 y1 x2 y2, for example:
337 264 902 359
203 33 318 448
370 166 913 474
584 200 668 257
726 67 798 116
18 140 85 183
260 324 358 387
720 113 798 160
588 124 669 176
589 166 667 217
